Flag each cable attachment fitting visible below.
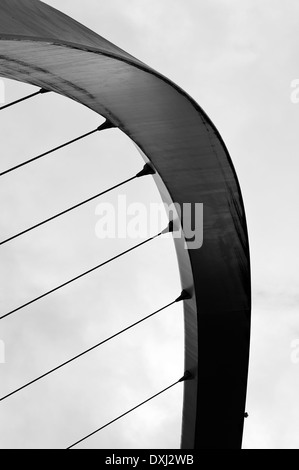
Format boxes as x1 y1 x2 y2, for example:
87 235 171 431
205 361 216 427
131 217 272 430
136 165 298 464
97 119 116 132
161 220 174 235
136 163 156 178
178 371 193 383
39 88 50 94
175 290 192 302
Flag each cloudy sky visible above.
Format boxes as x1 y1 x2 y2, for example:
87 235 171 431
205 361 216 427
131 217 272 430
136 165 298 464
0 0 299 449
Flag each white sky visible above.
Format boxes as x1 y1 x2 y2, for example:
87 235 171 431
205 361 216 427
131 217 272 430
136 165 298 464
0 0 299 449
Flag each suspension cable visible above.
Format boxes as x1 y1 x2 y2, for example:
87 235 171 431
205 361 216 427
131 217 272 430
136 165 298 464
0 176 133 246
0 88 50 112
0 86 191 450
0 119 115 177
67 371 193 449
0 163 155 247
0 219 172 321
0 291 190 403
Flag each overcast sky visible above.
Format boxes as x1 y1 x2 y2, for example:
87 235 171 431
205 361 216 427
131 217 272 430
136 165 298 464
0 0 299 449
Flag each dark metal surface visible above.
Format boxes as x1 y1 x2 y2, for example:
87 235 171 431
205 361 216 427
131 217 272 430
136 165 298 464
0 0 251 449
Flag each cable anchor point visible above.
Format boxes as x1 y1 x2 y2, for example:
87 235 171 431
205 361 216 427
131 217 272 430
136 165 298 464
136 163 156 178
97 119 116 132
179 371 193 382
175 290 192 302
160 220 174 235
39 88 50 94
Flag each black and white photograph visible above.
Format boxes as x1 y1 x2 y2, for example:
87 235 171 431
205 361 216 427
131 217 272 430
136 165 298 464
0 0 298 452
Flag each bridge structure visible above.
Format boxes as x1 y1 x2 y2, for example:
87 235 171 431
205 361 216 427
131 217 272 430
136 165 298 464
0 0 251 449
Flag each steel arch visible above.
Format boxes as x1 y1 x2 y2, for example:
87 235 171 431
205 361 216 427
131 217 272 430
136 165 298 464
0 0 251 449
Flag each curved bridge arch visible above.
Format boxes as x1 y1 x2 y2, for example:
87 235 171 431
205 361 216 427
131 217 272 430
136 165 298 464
0 0 251 449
